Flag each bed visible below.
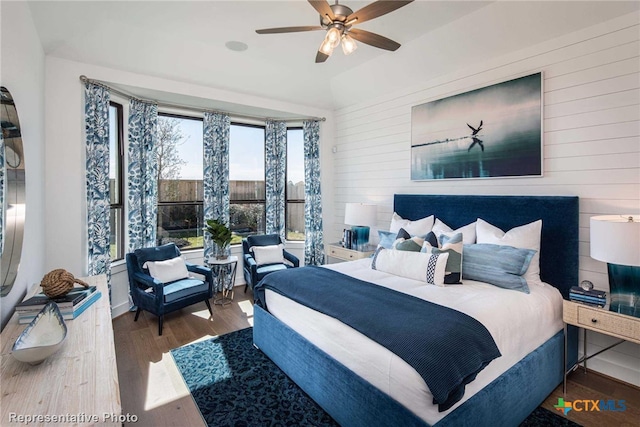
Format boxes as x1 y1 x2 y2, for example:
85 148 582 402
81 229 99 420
253 194 579 426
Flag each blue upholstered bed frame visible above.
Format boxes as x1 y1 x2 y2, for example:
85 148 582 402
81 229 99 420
254 194 579 427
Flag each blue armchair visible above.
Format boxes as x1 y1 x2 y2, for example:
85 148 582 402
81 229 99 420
126 243 214 335
242 234 299 293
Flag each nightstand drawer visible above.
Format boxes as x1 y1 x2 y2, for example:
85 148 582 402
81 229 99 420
328 245 356 260
576 305 640 343
326 243 376 263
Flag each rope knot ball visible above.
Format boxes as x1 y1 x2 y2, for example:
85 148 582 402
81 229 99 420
40 269 89 298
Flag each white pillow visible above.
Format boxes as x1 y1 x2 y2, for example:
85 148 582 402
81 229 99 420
371 248 449 286
476 218 542 284
432 219 477 245
144 256 189 283
252 244 285 266
389 213 434 236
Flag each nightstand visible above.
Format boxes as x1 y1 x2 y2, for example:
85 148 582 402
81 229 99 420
326 242 376 263
562 299 640 394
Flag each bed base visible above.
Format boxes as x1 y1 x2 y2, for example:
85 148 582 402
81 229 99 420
255 305 569 427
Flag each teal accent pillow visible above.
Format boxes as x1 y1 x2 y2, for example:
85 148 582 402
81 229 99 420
377 230 397 249
422 232 463 284
395 239 423 252
462 244 536 293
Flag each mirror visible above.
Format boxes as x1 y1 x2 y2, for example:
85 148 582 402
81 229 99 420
1 86 25 297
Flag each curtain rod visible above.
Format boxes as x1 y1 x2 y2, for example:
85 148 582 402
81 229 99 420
79 75 326 123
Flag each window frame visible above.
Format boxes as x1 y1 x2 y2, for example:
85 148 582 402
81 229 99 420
229 122 267 241
109 101 125 261
285 126 305 241
156 112 205 250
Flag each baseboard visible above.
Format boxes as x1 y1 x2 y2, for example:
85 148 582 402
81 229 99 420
581 368 640 391
578 355 640 388
111 300 132 319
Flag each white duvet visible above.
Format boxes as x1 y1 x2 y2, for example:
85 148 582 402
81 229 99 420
264 258 564 425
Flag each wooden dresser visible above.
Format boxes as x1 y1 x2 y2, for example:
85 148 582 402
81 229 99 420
0 275 122 426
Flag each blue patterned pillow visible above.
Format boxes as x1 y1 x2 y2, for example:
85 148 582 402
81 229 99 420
422 233 463 284
462 244 536 293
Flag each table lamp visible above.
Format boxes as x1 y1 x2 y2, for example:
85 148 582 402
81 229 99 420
344 203 377 251
590 215 640 316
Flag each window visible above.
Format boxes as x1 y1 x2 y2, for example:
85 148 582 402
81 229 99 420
229 124 265 244
108 102 124 260
118 114 303 253
156 114 204 250
286 128 305 241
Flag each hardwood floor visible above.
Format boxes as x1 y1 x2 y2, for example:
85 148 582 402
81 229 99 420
112 289 254 427
541 369 640 427
112 290 640 427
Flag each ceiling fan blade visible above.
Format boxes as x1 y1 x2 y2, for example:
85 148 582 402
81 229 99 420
346 0 414 25
308 0 335 21
256 26 324 34
315 50 330 63
349 28 401 51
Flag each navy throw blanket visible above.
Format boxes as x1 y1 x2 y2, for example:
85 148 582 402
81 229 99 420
255 266 502 412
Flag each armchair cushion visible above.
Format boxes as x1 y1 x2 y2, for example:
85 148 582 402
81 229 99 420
256 264 289 282
144 256 189 283
253 244 285 266
163 278 208 303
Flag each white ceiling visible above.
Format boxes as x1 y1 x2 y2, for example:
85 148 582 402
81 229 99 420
26 1 640 111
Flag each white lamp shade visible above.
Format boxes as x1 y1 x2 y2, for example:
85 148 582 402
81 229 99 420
344 203 377 227
590 215 640 267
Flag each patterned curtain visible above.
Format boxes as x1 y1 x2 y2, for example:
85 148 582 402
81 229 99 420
127 99 158 251
0 132 4 256
265 120 287 240
84 82 111 279
303 120 324 265
203 112 230 260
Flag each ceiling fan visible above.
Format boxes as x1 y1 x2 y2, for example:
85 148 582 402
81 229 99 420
256 0 414 63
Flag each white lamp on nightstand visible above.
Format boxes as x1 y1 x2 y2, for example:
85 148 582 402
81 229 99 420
344 203 377 251
590 215 640 316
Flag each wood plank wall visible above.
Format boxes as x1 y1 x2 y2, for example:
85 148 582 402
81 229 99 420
329 13 640 386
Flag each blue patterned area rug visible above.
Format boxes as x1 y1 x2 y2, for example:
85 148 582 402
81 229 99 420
171 327 580 427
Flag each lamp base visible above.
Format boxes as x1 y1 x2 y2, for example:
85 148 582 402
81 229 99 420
351 226 370 251
608 263 640 317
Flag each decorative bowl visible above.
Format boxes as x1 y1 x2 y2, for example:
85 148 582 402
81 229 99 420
12 302 67 365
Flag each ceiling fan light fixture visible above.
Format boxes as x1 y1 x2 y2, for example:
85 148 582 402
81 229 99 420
341 33 357 55
256 0 414 63
326 26 342 48
319 37 335 56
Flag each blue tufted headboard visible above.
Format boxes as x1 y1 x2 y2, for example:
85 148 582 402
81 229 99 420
394 194 579 299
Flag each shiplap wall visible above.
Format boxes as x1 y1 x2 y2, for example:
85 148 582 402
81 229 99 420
329 13 640 385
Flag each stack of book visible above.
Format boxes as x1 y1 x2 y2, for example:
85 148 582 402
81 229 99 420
16 285 102 324
569 286 607 307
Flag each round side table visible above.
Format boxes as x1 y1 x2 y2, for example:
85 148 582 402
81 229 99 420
207 255 238 306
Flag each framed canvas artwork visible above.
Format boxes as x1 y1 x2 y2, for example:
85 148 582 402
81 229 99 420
411 72 542 180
